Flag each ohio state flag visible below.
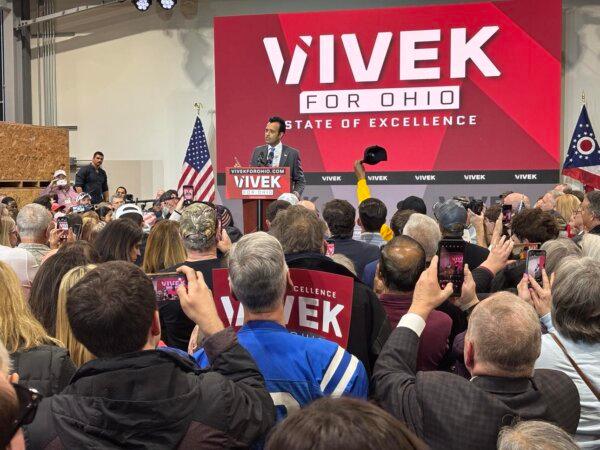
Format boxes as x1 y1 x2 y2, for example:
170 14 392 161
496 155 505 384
562 105 600 189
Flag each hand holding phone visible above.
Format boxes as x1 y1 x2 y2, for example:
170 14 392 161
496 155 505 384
437 239 466 296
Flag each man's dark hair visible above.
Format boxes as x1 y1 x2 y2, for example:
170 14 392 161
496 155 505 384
93 151 104 158
359 198 387 232
266 200 291 223
33 195 53 210
66 213 83 230
270 205 327 254
378 236 426 292
0 197 15 205
0 382 19 447
397 196 427 215
585 190 600 220
322 199 356 238
511 209 559 243
564 188 584 202
29 247 95 335
268 116 286 134
390 209 416 237
159 189 178 204
265 397 426 450
120 212 144 227
93 219 143 262
67 261 156 358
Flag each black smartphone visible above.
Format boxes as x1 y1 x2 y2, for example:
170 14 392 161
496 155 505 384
57 216 69 231
148 273 187 304
437 239 466 296
502 204 513 225
525 249 546 285
469 199 484 215
183 185 194 201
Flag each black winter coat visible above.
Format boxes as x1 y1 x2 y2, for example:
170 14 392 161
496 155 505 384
24 328 275 449
11 345 76 397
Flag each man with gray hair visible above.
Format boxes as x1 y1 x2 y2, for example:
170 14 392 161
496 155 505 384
402 213 442 262
162 202 229 350
193 232 367 422
16 203 53 266
497 421 579 450
373 256 581 449
270 205 391 375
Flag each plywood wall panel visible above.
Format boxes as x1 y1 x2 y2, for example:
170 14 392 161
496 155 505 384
0 122 69 181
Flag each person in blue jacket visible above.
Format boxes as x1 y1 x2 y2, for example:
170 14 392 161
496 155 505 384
194 232 368 420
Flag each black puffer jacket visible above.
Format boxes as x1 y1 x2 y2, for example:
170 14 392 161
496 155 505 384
24 328 275 449
10 345 76 397
285 252 392 375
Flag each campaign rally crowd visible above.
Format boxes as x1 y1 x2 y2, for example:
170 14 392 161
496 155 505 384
0 154 598 450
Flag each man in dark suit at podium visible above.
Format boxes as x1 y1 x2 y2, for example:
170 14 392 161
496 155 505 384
250 116 306 198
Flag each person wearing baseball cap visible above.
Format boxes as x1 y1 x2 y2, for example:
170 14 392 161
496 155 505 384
41 169 78 209
433 199 489 270
161 202 226 350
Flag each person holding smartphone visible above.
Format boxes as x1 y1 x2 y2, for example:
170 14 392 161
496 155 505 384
433 200 489 271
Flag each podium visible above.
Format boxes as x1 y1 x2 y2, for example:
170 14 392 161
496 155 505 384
225 167 291 233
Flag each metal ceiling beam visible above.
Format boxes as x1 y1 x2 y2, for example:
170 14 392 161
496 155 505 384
15 0 125 30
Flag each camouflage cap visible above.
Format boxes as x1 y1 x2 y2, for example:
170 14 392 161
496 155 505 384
180 203 217 246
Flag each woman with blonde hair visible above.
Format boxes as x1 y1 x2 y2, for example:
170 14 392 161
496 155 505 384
0 215 18 247
556 193 581 223
55 265 96 367
0 261 75 396
142 220 187 273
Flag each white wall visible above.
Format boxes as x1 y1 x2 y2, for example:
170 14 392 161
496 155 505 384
30 0 600 199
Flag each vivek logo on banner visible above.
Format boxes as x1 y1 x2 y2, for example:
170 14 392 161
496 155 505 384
263 27 500 114
211 268 354 347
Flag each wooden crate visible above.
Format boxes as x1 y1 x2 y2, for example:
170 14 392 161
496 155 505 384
0 122 69 182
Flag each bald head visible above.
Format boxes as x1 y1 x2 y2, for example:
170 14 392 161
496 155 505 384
503 193 531 210
377 236 426 292
466 292 540 376
298 200 317 213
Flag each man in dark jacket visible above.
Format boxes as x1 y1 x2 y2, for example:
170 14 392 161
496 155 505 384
372 257 581 450
270 205 391 375
322 199 381 278
24 261 275 449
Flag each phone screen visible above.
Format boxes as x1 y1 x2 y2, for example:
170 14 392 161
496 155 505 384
512 243 540 260
57 217 69 231
438 240 466 296
149 273 187 305
526 250 546 284
502 204 513 225
183 186 194 201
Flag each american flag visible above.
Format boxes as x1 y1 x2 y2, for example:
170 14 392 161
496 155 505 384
562 104 600 189
177 117 215 201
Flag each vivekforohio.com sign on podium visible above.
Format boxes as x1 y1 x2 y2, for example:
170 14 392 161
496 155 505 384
225 167 291 200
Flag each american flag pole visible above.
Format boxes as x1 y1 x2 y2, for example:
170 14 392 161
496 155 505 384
177 106 216 202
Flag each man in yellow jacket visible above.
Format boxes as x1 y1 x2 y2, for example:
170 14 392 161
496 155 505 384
354 160 394 241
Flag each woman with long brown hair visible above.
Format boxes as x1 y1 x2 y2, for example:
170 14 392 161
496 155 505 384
55 265 96 367
0 261 75 396
142 220 187 273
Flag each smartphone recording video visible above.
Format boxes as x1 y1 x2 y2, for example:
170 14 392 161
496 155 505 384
437 239 466 296
149 273 187 305
183 185 194 201
57 216 69 231
512 242 540 261
502 204 513 225
525 249 546 285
